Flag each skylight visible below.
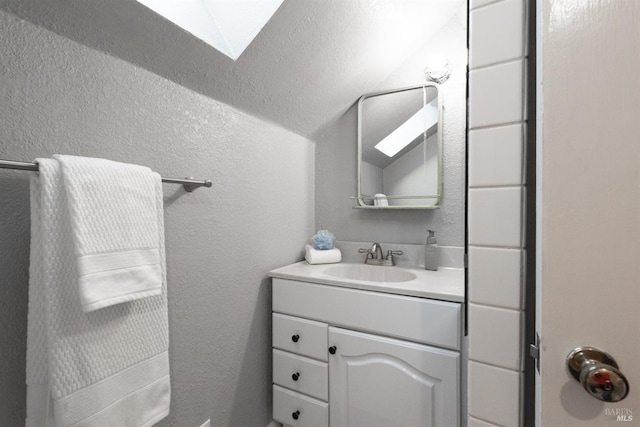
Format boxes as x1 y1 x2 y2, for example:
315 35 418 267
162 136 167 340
136 0 284 60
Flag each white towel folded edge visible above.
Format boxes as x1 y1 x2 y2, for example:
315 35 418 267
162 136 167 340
54 352 170 427
78 248 162 312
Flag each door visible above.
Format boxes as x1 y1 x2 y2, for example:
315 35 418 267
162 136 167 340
537 1 640 425
328 327 459 427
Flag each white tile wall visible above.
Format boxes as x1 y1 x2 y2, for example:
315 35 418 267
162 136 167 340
470 0 525 69
468 416 502 427
468 303 524 370
468 187 524 248
469 60 524 128
470 0 502 10
468 246 524 309
467 0 529 425
469 124 524 187
468 361 523 427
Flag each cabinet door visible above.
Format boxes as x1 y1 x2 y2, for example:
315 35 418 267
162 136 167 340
328 327 459 427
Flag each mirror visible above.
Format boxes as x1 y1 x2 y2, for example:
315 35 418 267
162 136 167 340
355 84 441 209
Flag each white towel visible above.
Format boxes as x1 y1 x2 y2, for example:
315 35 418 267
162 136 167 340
55 154 163 312
26 157 170 427
305 244 342 265
373 193 389 207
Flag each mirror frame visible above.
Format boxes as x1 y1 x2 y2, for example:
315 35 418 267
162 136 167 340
355 83 443 210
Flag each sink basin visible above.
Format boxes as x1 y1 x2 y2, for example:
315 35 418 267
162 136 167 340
323 264 417 283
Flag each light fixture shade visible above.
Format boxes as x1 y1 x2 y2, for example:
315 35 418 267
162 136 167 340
425 55 452 84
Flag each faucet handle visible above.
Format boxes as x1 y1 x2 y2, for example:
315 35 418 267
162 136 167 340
386 250 403 260
358 248 373 259
382 249 403 265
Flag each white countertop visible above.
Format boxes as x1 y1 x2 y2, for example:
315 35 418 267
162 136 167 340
268 261 465 303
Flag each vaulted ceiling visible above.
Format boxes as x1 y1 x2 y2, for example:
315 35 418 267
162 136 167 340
0 0 464 139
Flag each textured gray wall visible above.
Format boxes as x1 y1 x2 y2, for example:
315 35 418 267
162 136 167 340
315 16 467 247
0 0 464 140
0 11 314 427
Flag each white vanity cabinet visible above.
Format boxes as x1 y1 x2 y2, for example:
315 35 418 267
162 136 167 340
271 277 461 427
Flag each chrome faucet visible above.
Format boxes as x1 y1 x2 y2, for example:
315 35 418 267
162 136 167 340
358 242 403 266
370 242 384 260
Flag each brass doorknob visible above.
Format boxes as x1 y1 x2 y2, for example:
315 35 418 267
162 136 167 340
567 347 629 402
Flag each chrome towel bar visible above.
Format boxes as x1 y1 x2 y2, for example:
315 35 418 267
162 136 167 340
0 158 212 192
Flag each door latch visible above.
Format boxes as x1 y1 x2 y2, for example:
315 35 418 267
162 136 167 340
530 332 540 373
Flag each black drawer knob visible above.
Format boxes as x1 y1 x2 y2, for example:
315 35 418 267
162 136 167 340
291 334 300 343
292 410 300 420
329 346 337 354
292 372 300 381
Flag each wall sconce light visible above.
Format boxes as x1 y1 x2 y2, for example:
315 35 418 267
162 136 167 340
424 54 452 84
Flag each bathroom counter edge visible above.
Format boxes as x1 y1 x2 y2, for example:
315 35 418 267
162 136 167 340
268 261 464 303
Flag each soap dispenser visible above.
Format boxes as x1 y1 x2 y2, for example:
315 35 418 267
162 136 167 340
424 230 438 271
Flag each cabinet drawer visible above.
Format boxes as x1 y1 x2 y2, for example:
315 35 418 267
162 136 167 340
273 349 328 400
273 313 328 361
273 385 328 427
273 278 461 350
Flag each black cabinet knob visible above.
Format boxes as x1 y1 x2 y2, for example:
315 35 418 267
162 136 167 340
291 334 300 343
292 372 300 381
292 410 300 420
329 346 337 354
